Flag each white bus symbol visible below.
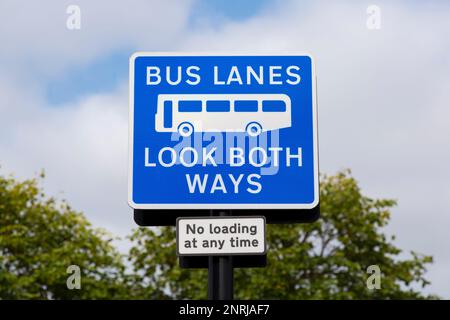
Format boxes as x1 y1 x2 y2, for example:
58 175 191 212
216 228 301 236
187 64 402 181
155 94 291 137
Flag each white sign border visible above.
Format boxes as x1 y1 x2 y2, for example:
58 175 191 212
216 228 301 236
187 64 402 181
128 52 319 210
176 216 267 256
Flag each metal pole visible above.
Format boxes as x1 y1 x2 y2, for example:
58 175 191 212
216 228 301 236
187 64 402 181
208 255 219 299
207 210 234 300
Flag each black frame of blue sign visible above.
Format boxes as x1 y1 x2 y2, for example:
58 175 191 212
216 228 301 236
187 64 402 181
129 53 320 226
133 205 320 226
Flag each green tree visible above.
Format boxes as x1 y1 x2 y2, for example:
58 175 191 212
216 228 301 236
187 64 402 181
128 171 434 299
0 172 128 299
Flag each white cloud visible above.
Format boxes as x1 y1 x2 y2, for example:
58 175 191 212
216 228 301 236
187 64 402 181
0 81 131 238
0 0 194 78
1 0 450 297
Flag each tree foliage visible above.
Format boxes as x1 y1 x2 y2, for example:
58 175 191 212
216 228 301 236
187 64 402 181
0 172 127 299
0 170 435 299
128 171 434 299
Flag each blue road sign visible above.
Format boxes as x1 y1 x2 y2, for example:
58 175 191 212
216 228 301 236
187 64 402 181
129 53 318 210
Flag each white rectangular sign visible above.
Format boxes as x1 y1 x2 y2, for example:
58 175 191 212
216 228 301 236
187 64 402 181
176 216 266 256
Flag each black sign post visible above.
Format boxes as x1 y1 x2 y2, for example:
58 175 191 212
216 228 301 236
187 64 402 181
207 210 234 300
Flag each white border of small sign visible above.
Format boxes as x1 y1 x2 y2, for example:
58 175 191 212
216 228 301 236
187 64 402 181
176 216 267 256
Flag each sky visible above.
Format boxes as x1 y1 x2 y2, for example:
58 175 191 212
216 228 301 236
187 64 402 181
0 0 449 297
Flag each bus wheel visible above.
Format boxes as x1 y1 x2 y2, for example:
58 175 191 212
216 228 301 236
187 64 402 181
178 122 194 137
246 122 262 137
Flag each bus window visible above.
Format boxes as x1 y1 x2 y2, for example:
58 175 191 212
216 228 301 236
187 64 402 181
179 100 202 112
163 100 173 128
235 100 258 112
262 100 286 112
206 100 230 112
